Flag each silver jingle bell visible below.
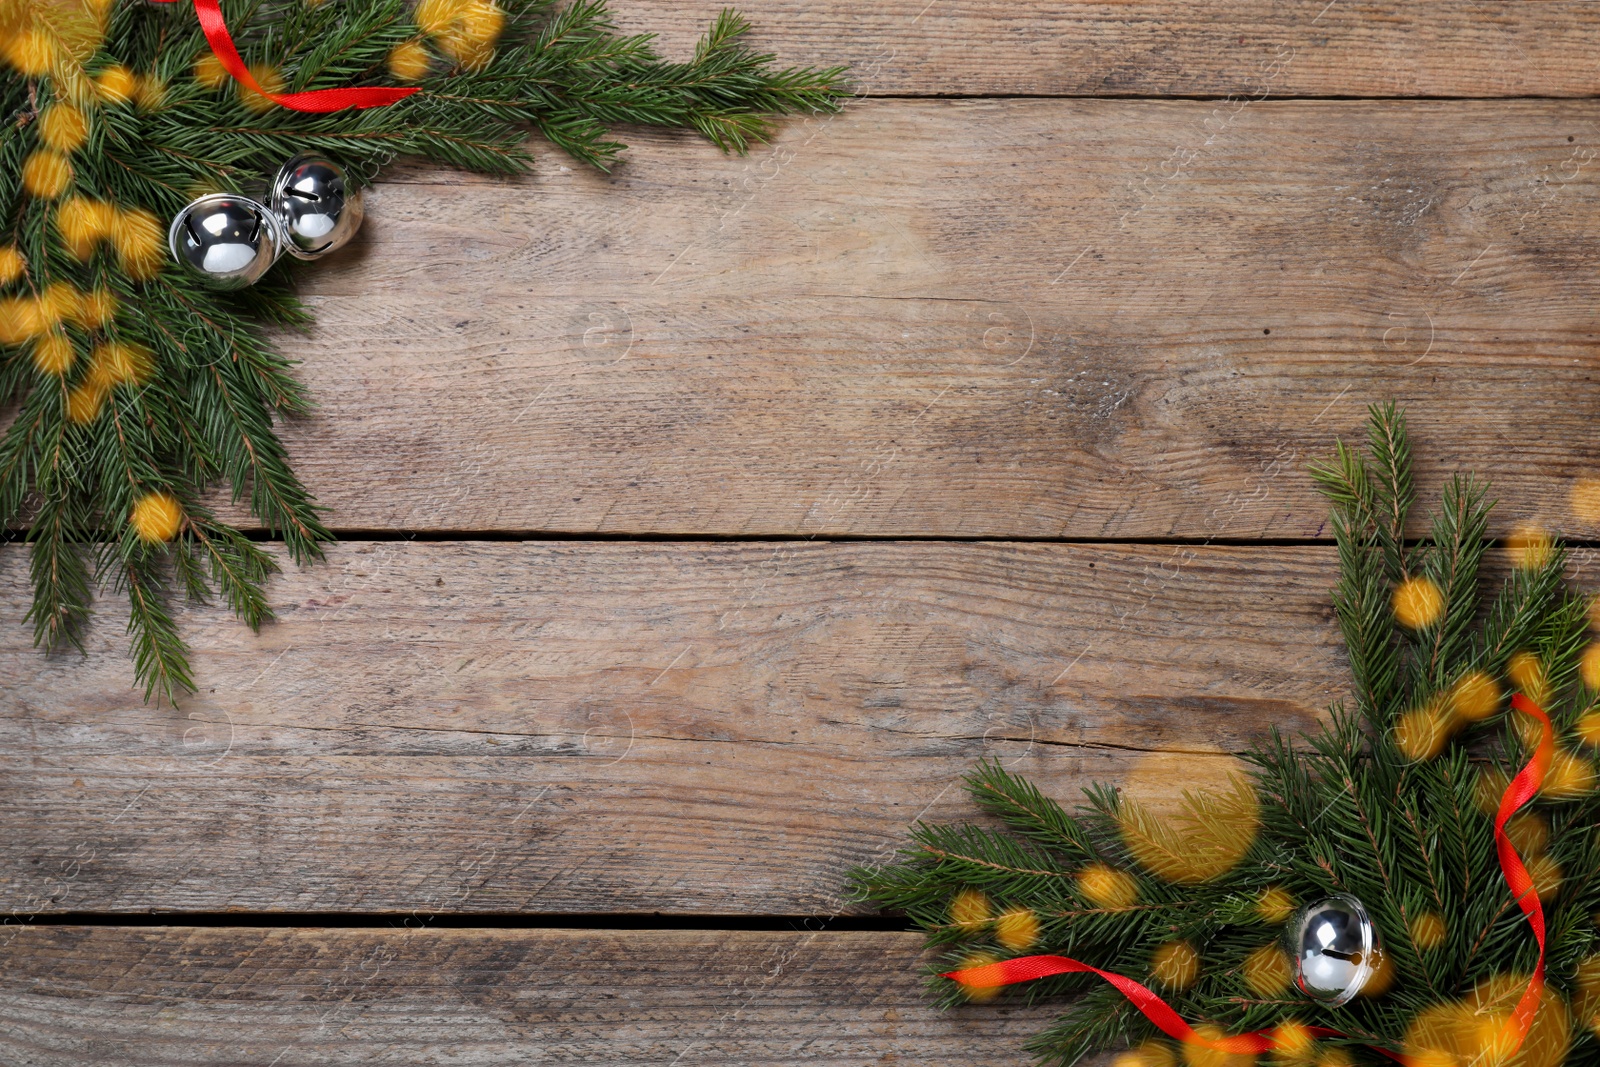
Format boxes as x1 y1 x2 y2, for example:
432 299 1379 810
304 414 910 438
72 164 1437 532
168 193 284 290
271 153 363 259
1288 893 1380 1006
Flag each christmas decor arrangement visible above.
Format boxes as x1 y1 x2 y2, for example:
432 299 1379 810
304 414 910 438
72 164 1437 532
854 404 1600 1067
0 0 845 700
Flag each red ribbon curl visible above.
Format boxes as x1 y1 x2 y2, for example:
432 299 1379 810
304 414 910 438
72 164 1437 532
1493 692 1551 1050
152 0 420 112
943 692 1554 1061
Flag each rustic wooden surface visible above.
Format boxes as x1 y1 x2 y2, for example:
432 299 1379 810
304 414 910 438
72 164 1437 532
602 1 1600 98
0 927 1037 1064
7 4 1600 1064
269 100 1600 539
2 541 1339 914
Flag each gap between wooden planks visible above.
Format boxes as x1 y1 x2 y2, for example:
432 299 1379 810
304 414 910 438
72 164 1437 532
3 540 1345 915
603 0 1600 98
248 99 1600 540
0 926 1035 1065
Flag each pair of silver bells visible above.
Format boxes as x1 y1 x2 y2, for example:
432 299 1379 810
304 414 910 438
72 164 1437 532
167 154 362 290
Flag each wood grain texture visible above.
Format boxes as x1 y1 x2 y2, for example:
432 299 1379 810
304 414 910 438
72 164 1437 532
258 99 1600 539
1 540 1344 915
604 1 1600 98
0 926 1034 1065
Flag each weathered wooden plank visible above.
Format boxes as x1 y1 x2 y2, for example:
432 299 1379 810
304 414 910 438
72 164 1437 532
1 540 1345 915
0 926 1033 1065
606 1 1600 98
260 100 1600 538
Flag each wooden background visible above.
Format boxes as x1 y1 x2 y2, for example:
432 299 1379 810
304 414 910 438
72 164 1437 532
5 2 1600 1062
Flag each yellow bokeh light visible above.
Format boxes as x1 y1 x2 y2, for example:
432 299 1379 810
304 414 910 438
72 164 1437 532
388 39 432 81
1447 671 1501 721
1582 644 1600 691
1506 526 1555 571
96 63 137 104
1077 863 1139 911
36 281 80 327
1409 911 1447 951
0 245 24 285
953 949 1002 1002
1256 885 1296 925
1574 954 1600 1035
30 332 74 375
87 340 152 389
1544 750 1596 799
1527 854 1563 902
194 53 229 89
1573 478 1600 525
3 28 58 75
0 296 45 344
239 64 284 112
1405 974 1568 1067
1115 1042 1177 1067
129 490 183 543
993 907 1040 951
1504 811 1550 857
111 207 165 280
65 381 107 424
1241 944 1292 996
133 72 165 109
1151 940 1199 990
1270 1022 1315 1065
1395 700 1455 761
56 195 114 259
1117 773 1258 884
39 103 89 152
948 888 990 932
1393 576 1445 629
1182 1024 1256 1067
1359 948 1394 998
1507 651 1549 706
21 149 73 198
72 287 116 331
1577 712 1600 749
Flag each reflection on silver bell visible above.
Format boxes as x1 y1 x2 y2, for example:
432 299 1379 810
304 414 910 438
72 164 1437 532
168 193 284 290
271 153 363 259
1288 893 1380 1006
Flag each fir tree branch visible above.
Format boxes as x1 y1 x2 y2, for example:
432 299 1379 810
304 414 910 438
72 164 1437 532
857 406 1599 1066
117 554 194 705
186 520 277 629
24 488 93 653
966 759 1099 861
1416 475 1491 686
1365 400 1414 583
2 0 844 697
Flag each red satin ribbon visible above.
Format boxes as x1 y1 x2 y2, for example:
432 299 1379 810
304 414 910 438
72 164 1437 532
944 953 1305 1054
1495 692 1551 1049
152 0 420 112
944 692 1554 1059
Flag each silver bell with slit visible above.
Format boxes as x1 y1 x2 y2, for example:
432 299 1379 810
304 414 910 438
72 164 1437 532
1288 893 1380 1006
271 153 363 259
168 193 284 290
